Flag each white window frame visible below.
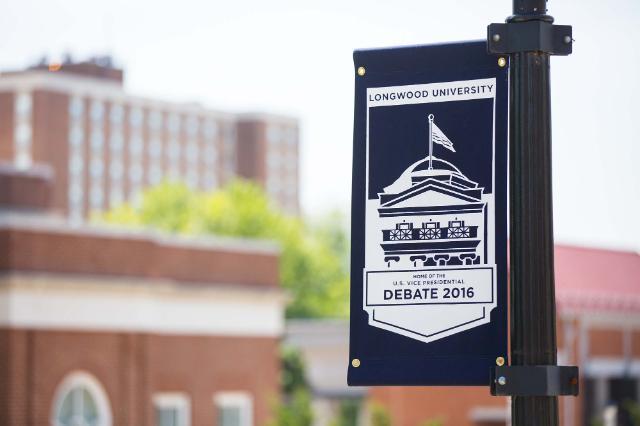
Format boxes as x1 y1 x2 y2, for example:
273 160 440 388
153 392 191 426
14 91 33 169
214 391 253 426
50 370 113 426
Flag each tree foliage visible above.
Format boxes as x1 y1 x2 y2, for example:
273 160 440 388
370 403 392 426
268 347 313 426
330 400 360 426
100 180 350 318
281 347 308 395
269 388 313 426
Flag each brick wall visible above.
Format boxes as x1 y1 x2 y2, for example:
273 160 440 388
0 165 53 211
0 329 279 426
236 119 267 185
0 92 14 162
0 227 279 289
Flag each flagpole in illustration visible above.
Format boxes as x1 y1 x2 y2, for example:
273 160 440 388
428 114 434 170
427 114 455 170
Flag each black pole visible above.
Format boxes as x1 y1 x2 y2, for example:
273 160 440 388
509 0 558 425
487 2 575 422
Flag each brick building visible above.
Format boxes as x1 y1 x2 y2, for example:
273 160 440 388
0 56 300 218
0 165 286 425
288 247 640 426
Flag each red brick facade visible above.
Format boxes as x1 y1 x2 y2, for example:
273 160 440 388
0 63 300 217
0 165 53 211
0 329 279 426
0 227 279 289
0 167 285 426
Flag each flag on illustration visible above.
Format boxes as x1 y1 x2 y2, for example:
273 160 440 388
432 122 455 152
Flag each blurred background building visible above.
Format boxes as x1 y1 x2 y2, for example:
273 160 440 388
0 164 286 425
0 0 638 423
1 55 640 426
0 57 300 219
286 246 640 426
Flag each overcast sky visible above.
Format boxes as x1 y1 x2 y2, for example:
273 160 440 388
1 0 638 251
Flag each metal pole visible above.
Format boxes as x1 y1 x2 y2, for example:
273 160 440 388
509 0 558 424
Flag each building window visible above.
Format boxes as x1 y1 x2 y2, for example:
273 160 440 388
186 115 199 137
14 91 33 169
168 113 181 134
214 392 253 426
222 124 236 178
153 393 191 426
149 165 163 185
70 124 84 147
203 118 218 139
90 100 104 122
51 371 112 426
285 127 297 146
109 104 124 125
90 129 104 149
129 106 143 128
68 96 85 222
149 137 162 158
128 107 145 200
266 125 282 145
201 118 218 189
69 97 84 119
149 110 163 130
89 102 105 212
108 105 125 208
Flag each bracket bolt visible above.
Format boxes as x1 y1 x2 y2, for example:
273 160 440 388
564 35 572 44
496 356 505 366
497 57 507 68
352 358 361 368
357 67 366 76
497 376 507 386
492 33 501 42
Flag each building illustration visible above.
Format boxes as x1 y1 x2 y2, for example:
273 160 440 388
363 110 498 344
377 114 487 269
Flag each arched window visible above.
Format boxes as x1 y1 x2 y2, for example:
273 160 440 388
51 371 112 426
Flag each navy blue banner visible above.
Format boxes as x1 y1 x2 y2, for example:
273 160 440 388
349 41 508 386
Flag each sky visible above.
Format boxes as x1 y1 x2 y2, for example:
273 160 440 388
1 0 638 251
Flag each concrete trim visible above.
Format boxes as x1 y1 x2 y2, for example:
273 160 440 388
0 273 285 337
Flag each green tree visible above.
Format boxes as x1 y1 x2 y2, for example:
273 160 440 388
281 347 308 395
269 388 313 426
370 403 392 426
268 347 313 426
330 400 360 426
623 400 640 426
99 180 350 318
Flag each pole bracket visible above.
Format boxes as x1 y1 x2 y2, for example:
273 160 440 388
490 365 580 396
487 21 572 55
